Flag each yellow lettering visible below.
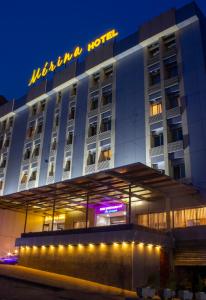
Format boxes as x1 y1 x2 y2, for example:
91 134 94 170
63 52 73 64
28 68 41 86
41 62 49 77
57 56 63 67
100 34 107 43
87 42 95 52
49 61 56 72
94 39 101 47
73 46 83 58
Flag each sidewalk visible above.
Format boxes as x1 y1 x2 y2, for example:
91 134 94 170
0 265 137 300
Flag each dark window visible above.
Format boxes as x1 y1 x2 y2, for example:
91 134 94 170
164 59 178 79
24 148 31 160
102 89 112 106
0 157 6 168
37 122 43 134
67 132 73 145
40 100 46 112
32 104 37 116
87 151 96 165
163 34 176 51
69 107 75 120
71 84 77 96
4 137 10 148
32 145 40 157
27 125 35 138
88 122 97 137
149 68 160 86
148 43 159 58
171 127 183 142
92 72 100 85
153 132 164 147
167 90 180 109
90 96 98 110
100 116 111 133
51 138 57 150
104 65 113 79
56 92 61 105
173 164 185 179
2 120 6 131
64 160 71 171
29 170 37 181
0 139 3 150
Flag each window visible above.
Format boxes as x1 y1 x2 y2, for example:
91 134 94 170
150 102 162 116
104 65 113 79
56 92 61 105
164 57 178 79
2 120 6 131
88 122 97 137
0 139 3 150
90 94 98 111
99 146 112 162
29 170 37 181
36 121 43 134
48 162 54 177
51 138 57 150
148 42 160 58
165 86 180 109
87 150 96 165
149 65 160 86
71 84 77 96
64 160 71 172
21 172 28 184
54 114 59 127
4 136 10 148
102 87 112 106
40 100 46 112
24 148 31 160
152 132 164 147
100 112 111 133
163 34 176 51
0 157 6 168
92 72 100 85
27 123 35 138
32 145 40 157
171 127 183 142
173 164 185 179
31 104 37 116
9 117 13 128
0 180 3 190
69 107 75 120
67 132 73 145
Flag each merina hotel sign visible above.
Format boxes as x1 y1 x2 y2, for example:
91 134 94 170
28 29 119 86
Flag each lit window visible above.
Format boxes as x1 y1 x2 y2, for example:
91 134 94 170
99 147 112 162
48 162 54 177
150 102 162 116
21 172 28 184
27 123 35 138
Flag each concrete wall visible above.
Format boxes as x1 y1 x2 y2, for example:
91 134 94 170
0 208 44 256
115 49 146 166
179 20 206 193
18 242 161 290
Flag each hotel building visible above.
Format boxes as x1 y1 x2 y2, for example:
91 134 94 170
0 2 206 290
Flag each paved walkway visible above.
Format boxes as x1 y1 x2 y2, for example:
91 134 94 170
0 265 137 300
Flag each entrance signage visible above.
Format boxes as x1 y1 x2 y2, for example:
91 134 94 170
98 204 124 214
28 29 118 86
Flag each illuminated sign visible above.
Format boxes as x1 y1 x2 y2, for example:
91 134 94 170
98 204 124 214
28 29 118 86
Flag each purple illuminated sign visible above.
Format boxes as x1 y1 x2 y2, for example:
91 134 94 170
96 204 125 214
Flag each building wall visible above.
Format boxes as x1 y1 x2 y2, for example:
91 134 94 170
0 208 43 256
115 49 146 166
179 19 206 192
18 242 161 290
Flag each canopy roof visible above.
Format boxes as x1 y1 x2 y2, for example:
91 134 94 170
0 163 198 215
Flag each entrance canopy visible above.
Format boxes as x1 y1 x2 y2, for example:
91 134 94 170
0 163 198 216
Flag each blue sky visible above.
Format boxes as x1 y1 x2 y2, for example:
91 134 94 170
1 0 206 100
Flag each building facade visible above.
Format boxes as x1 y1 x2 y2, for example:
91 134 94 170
0 1 206 290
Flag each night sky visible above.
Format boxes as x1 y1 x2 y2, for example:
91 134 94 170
1 0 206 100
